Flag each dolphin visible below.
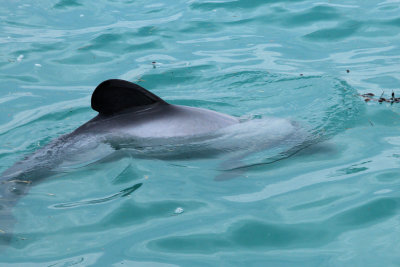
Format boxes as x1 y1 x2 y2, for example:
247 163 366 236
2 79 240 178
0 79 307 247
0 79 241 245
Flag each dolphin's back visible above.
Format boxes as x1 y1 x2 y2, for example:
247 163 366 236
117 104 239 138
73 79 239 138
72 103 238 139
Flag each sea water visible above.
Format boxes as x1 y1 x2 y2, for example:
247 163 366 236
0 0 400 266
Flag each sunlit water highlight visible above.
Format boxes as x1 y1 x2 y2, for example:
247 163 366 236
1 0 400 266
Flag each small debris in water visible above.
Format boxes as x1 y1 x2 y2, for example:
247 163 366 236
174 207 184 214
368 119 374 126
0 229 5 234
47 193 56 196
34 63 42 67
4 179 31 184
346 69 350 73
17 55 24 62
300 73 303 76
362 93 374 97
359 91 400 104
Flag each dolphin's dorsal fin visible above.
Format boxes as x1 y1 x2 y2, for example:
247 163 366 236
91 79 167 115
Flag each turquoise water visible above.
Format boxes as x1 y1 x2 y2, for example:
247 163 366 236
1 0 400 266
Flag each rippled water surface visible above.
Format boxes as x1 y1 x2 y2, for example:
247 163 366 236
1 0 400 266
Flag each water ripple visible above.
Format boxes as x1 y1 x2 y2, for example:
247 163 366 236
51 183 142 209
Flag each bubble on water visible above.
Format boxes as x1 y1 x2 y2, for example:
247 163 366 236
34 63 42 67
174 207 184 214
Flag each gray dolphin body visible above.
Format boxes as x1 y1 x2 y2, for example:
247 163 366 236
74 101 239 139
2 79 239 178
0 79 239 245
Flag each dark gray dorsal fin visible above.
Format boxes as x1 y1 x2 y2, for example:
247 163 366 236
91 79 167 115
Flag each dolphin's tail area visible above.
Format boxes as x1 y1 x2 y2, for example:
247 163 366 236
0 163 55 248
0 137 67 247
0 178 32 247
0 209 15 248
